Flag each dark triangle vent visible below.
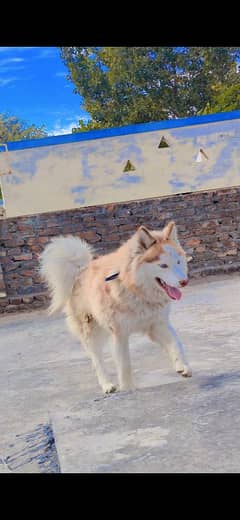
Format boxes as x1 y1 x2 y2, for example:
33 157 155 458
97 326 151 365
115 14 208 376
123 160 136 172
158 136 169 148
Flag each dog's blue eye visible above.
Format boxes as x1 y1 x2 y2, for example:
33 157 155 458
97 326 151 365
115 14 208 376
160 264 168 268
177 260 180 264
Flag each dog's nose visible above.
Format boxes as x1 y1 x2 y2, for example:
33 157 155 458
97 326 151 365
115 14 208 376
180 279 188 287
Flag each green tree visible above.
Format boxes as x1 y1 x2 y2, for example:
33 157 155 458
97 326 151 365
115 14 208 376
199 83 240 115
0 113 47 142
60 47 240 131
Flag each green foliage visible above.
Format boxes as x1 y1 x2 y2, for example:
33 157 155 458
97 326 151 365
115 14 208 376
0 113 47 142
199 84 240 115
60 47 240 131
72 118 104 132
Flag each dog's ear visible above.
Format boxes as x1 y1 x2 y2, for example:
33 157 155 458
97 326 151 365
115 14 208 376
137 226 156 250
162 221 180 244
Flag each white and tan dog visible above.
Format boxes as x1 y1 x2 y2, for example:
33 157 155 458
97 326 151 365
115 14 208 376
40 221 192 394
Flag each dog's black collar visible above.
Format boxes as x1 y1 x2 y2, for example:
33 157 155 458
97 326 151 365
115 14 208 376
105 272 120 282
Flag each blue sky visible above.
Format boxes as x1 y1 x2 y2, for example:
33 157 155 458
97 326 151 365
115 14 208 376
0 46 90 135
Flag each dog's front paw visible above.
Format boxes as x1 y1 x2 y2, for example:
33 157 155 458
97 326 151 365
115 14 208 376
175 361 192 377
181 366 192 377
102 382 117 394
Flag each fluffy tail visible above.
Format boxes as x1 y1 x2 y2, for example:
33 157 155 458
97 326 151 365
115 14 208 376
40 235 93 314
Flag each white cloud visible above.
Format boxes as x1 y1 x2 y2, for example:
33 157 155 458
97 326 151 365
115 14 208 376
0 57 25 75
0 56 26 78
10 57 24 62
48 121 77 136
0 47 37 53
65 115 79 122
0 47 59 61
0 57 24 64
0 66 25 74
0 77 17 87
48 115 90 136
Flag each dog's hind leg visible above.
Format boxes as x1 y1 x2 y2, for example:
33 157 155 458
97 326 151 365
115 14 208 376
149 322 192 377
67 314 117 394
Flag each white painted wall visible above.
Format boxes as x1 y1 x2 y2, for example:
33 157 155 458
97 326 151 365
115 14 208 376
1 115 240 218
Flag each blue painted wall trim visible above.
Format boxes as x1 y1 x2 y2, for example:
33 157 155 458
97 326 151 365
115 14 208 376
1 110 240 153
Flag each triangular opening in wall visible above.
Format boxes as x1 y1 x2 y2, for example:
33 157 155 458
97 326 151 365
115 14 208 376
123 160 136 172
196 148 209 162
158 136 170 149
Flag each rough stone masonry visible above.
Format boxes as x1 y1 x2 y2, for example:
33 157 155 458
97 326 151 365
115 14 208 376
0 186 240 314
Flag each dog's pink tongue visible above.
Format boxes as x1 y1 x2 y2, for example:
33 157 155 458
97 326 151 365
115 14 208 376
166 285 182 300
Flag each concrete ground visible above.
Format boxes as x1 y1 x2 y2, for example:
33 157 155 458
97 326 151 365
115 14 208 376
1 273 240 472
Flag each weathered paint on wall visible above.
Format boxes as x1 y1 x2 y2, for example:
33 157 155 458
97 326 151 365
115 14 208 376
1 111 240 218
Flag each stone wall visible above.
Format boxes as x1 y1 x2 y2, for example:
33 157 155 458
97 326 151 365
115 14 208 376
0 186 240 313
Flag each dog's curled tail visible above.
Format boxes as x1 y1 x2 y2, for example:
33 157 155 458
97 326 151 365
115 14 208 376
40 235 93 314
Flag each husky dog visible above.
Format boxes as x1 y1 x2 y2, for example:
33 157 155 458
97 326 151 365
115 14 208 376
40 221 192 394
